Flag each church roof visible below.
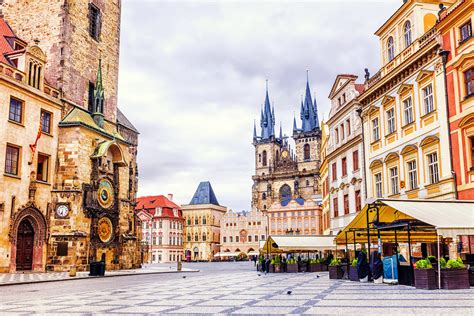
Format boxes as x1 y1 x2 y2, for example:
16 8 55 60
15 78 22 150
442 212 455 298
117 108 139 133
189 181 220 206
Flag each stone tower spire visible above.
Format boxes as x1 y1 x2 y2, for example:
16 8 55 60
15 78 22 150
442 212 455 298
92 59 105 128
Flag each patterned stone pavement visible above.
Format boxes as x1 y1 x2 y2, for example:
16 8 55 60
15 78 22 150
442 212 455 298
0 262 473 315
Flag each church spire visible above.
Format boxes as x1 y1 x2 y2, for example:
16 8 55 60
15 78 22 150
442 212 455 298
92 59 105 128
253 120 257 141
259 80 275 140
293 115 298 133
279 123 283 140
299 72 319 133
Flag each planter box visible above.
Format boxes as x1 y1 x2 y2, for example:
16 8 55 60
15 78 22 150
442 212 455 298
414 268 437 290
308 263 323 272
440 269 470 290
329 265 344 279
286 263 298 273
349 266 359 281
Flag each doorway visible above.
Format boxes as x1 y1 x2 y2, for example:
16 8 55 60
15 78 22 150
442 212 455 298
16 219 34 270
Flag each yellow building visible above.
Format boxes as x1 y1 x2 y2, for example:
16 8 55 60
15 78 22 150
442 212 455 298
360 0 457 201
0 22 62 272
182 182 227 261
319 121 331 235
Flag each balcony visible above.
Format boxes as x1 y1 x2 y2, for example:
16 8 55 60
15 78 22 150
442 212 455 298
366 27 439 90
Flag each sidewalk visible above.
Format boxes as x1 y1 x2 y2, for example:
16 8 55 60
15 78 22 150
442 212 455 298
0 266 199 286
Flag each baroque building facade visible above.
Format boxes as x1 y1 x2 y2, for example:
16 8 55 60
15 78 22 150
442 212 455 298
251 79 322 235
219 209 267 256
0 0 140 272
326 75 366 235
136 195 184 263
360 0 457 202
437 0 474 199
319 121 331 235
182 182 227 261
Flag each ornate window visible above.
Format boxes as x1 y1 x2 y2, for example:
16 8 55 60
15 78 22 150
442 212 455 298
332 163 337 181
460 20 472 43
422 84 434 114
387 108 396 134
333 197 338 217
372 118 380 141
202 217 207 225
355 190 361 212
262 192 266 200
387 36 395 61
194 217 198 225
389 167 399 195
304 144 310 161
279 184 292 201
407 160 418 190
342 157 347 177
353 150 359 170
427 152 439 184
202 233 206 241
343 194 349 215
194 234 198 241
404 21 412 48
262 150 267 166
375 172 383 198
403 97 414 125
464 68 474 97
187 235 191 242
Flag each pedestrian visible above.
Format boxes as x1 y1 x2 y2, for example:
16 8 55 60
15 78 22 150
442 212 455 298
253 255 257 266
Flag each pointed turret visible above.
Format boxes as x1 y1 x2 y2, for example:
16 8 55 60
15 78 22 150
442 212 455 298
293 115 298 133
253 120 257 141
92 59 105 128
298 73 320 133
279 123 283 140
259 81 276 140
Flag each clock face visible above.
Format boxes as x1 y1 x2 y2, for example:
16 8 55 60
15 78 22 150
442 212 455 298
97 179 114 209
98 217 114 243
56 204 69 217
281 150 289 159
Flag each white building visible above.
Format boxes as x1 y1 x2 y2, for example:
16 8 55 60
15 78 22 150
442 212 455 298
327 74 366 234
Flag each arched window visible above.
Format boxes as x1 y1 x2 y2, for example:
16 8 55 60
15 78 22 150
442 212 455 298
202 217 207 225
262 150 267 166
387 36 395 61
202 233 206 241
187 234 191 242
187 218 191 225
404 21 412 48
194 234 198 241
280 184 292 201
262 192 267 200
304 144 310 160
194 217 198 225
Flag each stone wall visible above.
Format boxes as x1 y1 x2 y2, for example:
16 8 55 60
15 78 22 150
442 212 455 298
1 0 121 122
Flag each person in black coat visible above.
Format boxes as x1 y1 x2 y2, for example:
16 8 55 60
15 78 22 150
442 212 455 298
370 251 383 280
357 251 370 280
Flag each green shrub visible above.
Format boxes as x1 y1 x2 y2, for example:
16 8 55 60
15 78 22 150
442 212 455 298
351 258 358 267
446 258 465 269
329 258 341 266
287 258 297 264
272 256 281 265
439 257 447 268
415 259 432 269
427 255 437 264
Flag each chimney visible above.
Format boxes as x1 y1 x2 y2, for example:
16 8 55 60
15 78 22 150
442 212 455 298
167 194 173 201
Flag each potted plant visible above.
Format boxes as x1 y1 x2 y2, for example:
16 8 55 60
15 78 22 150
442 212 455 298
329 258 344 279
414 258 436 290
286 258 298 273
308 258 323 272
440 258 470 289
272 256 282 273
349 258 358 281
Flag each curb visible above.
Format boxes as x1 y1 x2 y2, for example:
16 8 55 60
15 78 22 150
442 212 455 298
0 269 200 287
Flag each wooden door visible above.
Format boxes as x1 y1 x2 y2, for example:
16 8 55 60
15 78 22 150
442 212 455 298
16 219 34 270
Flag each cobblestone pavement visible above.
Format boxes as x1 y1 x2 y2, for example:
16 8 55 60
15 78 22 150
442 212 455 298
0 266 196 286
0 262 473 315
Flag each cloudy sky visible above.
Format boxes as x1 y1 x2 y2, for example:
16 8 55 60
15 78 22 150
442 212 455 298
118 0 400 211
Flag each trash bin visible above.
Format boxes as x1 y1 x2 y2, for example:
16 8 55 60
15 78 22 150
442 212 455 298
89 261 105 276
98 261 105 276
89 262 98 276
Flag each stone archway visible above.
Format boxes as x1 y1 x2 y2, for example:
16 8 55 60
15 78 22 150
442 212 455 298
10 207 47 272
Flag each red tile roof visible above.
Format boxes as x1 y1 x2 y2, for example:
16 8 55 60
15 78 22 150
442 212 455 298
355 84 365 94
135 195 183 219
0 18 19 65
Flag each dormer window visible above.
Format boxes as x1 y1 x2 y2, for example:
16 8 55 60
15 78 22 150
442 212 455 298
387 36 395 61
27 60 42 89
404 21 412 48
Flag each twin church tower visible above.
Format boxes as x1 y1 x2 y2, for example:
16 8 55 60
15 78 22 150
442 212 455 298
251 77 322 232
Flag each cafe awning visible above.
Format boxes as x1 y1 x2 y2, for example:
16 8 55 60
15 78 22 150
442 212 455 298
262 235 335 253
335 199 474 244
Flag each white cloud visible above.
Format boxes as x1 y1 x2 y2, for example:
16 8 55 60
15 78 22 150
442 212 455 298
118 0 400 210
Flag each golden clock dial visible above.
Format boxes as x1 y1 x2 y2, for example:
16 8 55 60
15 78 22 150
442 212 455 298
98 217 114 243
281 150 289 158
97 179 114 209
